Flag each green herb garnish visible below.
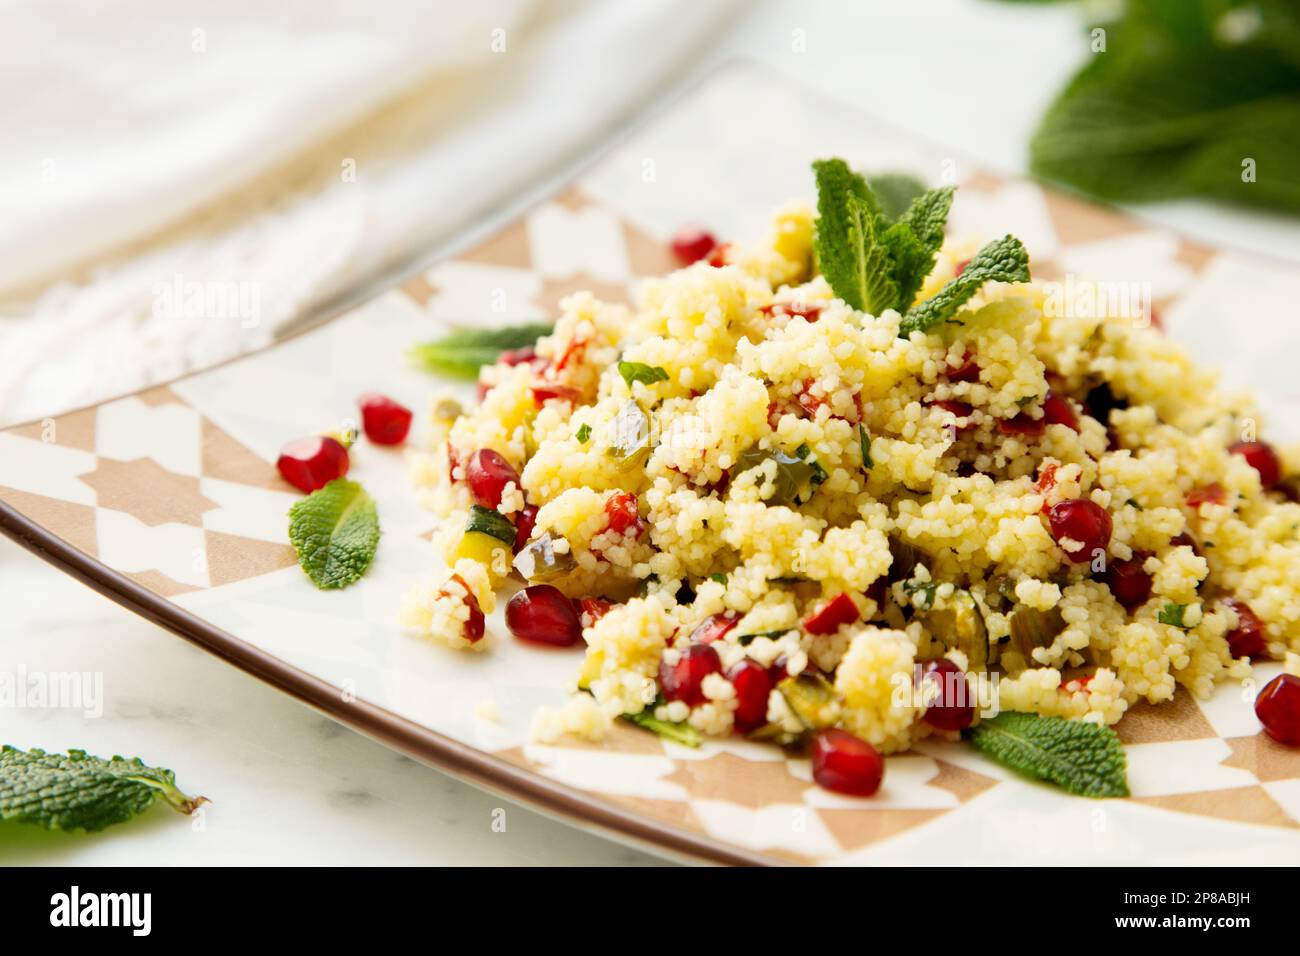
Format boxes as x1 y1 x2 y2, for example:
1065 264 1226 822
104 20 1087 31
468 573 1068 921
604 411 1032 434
288 478 380 589
867 172 927 220
409 323 551 379
710 573 729 586
812 158 1030 334
618 361 670 388
575 423 592 444
902 578 938 611
967 712 1129 798
623 711 700 748
859 424 874 471
898 235 1031 336
0 746 206 832
1158 602 1190 629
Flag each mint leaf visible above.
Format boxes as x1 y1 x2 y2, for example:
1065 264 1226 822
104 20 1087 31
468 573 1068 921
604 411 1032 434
899 235 1030 336
623 711 701 748
1158 602 1190 629
409 324 552 380
288 478 380 589
967 711 1129 798
0 746 206 832
867 173 927 221
575 423 591 443
812 159 897 314
1027 2 1300 214
618 360 670 387
858 424 874 471
888 186 957 309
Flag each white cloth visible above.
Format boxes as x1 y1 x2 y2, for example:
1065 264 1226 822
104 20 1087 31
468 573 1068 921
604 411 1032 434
0 0 737 425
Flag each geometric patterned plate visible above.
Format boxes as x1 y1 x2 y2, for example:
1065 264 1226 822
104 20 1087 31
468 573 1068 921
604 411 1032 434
5 63 1300 865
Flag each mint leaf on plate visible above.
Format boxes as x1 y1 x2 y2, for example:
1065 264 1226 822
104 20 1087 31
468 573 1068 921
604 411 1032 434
288 478 380 589
966 711 1129 798
409 323 552 379
899 235 1030 336
0 746 206 832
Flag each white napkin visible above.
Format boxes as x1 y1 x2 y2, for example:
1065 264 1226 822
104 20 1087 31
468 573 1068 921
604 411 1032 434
0 0 736 425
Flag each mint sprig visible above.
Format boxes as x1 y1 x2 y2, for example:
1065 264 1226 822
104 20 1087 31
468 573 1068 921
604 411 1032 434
288 478 380 589
0 746 206 832
898 235 1031 336
967 711 1129 798
409 324 552 380
811 157 1030 333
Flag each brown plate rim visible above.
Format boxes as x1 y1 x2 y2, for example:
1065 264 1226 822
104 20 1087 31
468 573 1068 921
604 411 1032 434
0 500 776 866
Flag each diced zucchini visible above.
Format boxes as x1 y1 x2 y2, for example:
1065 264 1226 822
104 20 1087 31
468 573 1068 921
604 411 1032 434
453 530 510 567
512 531 577 581
921 589 989 672
777 672 841 730
1008 605 1067 662
466 504 516 545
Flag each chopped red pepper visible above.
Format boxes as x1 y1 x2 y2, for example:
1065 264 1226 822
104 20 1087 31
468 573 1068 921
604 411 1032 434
604 492 642 537
997 412 1046 437
803 592 860 635
760 301 822 322
531 383 583 406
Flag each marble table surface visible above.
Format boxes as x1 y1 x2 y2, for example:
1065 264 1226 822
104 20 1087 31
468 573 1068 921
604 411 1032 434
0 536 664 865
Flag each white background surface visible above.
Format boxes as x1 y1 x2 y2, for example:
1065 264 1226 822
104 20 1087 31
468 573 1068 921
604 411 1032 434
4 0 1298 865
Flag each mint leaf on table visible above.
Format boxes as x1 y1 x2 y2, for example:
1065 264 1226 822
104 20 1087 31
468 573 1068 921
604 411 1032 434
288 478 380 589
617 360 670 387
898 235 1031 336
966 711 1129 798
1025 1 1300 214
0 746 206 832
409 323 552 380
623 710 701 748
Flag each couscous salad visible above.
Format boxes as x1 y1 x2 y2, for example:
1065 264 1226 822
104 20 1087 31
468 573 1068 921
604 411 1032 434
397 158 1300 797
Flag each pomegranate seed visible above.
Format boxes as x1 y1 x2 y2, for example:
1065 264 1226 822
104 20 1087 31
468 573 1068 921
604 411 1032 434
440 575 484 644
357 393 412 445
689 612 740 644
803 592 860 635
1170 531 1201 556
997 412 1045 437
811 728 884 796
727 660 772 734
604 492 642 536
1229 440 1282 489
578 597 614 625
505 585 583 647
670 225 718 266
920 659 974 731
1103 555 1152 612
513 503 538 553
466 449 520 509
277 436 349 493
1041 391 1080 431
947 351 980 383
1255 674 1300 746
1047 499 1112 562
1221 597 1267 658
659 644 722 707
1186 483 1226 508
531 383 582 406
